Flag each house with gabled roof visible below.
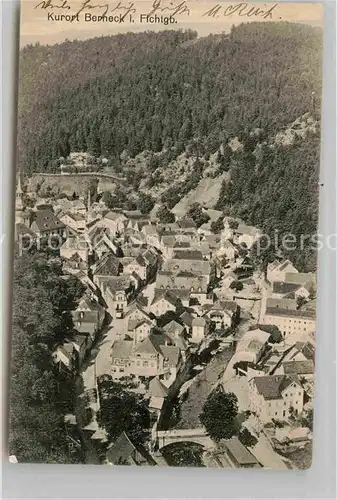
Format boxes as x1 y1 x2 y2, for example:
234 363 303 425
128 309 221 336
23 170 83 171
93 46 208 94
105 431 153 466
202 299 239 329
234 224 262 249
60 234 89 263
53 342 77 373
98 276 133 319
127 317 154 344
267 259 299 284
30 208 67 239
124 301 153 324
272 281 312 300
163 320 186 338
249 374 304 422
62 252 88 275
149 289 180 317
191 316 209 343
122 253 150 282
129 333 182 381
149 376 170 414
92 253 121 284
97 210 126 235
179 311 194 335
59 212 86 234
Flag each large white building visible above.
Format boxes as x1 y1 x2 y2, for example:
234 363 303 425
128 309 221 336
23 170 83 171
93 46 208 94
249 375 304 422
263 306 315 339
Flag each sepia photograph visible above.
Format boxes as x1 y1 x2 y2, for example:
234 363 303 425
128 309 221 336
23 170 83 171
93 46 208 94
9 0 323 469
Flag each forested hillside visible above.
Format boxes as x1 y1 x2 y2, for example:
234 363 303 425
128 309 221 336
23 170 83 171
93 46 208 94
18 23 322 173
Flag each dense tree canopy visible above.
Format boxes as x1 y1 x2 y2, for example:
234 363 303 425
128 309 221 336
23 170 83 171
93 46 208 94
97 376 150 446
199 390 238 441
9 252 85 463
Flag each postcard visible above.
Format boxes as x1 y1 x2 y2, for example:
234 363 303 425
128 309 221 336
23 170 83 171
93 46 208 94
10 0 322 468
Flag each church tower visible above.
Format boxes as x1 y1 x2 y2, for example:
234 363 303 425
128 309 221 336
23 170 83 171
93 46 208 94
222 218 234 242
15 172 25 224
86 188 92 225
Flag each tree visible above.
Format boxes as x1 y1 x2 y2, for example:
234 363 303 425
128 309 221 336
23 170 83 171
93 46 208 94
156 205 175 223
301 408 314 431
199 390 238 441
102 191 114 209
187 203 210 228
137 193 155 215
211 218 224 234
238 428 258 447
229 280 243 291
296 295 307 309
97 376 150 446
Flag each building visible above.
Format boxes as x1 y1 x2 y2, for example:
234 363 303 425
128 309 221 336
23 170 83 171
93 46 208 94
124 301 154 325
98 211 127 235
111 333 182 382
280 360 315 381
272 281 313 300
60 235 89 263
235 328 270 366
249 374 304 422
218 239 236 261
127 318 153 343
223 271 240 289
234 224 262 249
106 432 152 466
149 290 180 317
30 208 67 241
267 260 298 284
202 300 239 330
221 437 261 468
191 317 208 343
98 276 133 319
59 212 86 234
92 253 122 284
263 306 315 338
53 342 77 373
110 340 134 377
162 250 212 282
148 376 169 415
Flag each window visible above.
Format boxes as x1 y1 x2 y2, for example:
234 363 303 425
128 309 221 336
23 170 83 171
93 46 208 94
283 410 286 417
143 361 148 367
275 412 278 416
137 361 141 366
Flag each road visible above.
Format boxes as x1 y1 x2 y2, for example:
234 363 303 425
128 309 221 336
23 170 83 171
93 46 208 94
81 318 125 392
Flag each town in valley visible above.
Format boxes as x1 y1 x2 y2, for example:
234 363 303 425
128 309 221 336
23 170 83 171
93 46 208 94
13 150 316 469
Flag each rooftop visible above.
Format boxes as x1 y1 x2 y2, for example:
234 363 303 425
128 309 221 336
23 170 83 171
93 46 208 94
253 375 295 400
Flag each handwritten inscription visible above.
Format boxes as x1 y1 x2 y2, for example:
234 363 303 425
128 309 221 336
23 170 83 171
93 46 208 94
203 3 278 19
34 0 279 23
35 0 189 21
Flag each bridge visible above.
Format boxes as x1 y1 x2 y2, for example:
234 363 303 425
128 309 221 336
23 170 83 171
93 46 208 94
155 427 215 450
